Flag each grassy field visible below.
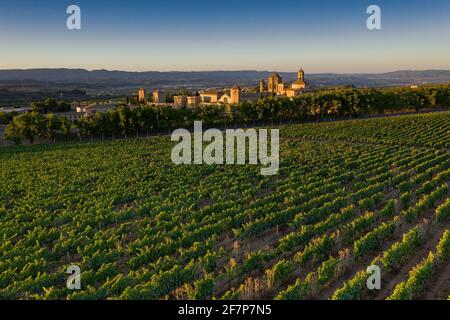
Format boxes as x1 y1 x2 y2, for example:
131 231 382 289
0 111 449 300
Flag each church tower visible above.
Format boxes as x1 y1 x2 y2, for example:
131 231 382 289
297 67 305 82
230 85 241 104
138 88 147 103
268 72 282 93
291 67 306 90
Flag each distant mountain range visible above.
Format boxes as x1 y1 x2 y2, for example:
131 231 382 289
1 69 450 88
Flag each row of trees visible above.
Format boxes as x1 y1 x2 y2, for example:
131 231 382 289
31 98 71 114
5 112 72 144
4 84 450 144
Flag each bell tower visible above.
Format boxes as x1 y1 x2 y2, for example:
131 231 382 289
268 72 282 93
298 68 305 82
230 85 241 104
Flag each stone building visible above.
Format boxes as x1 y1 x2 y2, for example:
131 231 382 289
218 94 232 104
199 90 222 103
217 85 260 105
230 85 241 105
262 67 307 97
277 82 286 94
138 88 147 103
187 96 202 108
174 95 187 108
146 67 307 109
291 68 306 90
153 90 167 104
268 72 282 93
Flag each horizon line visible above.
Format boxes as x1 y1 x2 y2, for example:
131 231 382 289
1 67 450 75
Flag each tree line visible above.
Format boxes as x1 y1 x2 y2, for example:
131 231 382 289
4 84 450 144
5 112 72 144
31 98 71 113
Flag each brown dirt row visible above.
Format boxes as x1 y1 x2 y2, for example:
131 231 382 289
212 169 449 299
419 235 450 300
317 195 450 300
373 223 450 300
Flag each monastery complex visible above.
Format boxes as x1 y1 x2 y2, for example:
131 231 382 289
138 67 308 108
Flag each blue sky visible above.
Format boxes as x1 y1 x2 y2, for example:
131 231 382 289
1 0 449 73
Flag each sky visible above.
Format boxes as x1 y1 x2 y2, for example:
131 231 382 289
0 0 450 73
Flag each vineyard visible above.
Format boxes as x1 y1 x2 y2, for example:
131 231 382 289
0 111 449 300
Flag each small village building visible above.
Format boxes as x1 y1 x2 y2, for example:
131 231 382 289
174 95 187 108
76 103 116 115
217 86 260 105
199 90 222 103
187 96 202 108
218 94 232 104
153 90 167 104
138 88 147 103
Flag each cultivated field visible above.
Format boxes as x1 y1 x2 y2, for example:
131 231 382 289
0 111 450 300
